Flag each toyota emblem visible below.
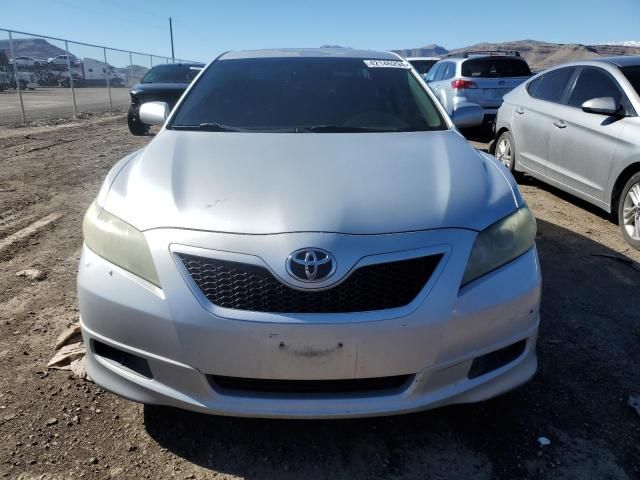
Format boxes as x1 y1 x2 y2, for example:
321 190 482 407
286 248 336 282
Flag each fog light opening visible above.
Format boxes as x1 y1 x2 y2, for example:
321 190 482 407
467 339 527 379
92 340 153 379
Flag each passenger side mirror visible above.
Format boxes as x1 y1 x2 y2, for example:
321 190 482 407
139 101 170 126
451 103 484 129
581 97 620 117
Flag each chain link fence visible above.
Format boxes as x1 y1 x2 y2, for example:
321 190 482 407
0 28 200 127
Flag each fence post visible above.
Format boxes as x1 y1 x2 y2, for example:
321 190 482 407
103 47 112 112
129 51 134 88
150 55 153 67
8 31 26 125
64 41 78 118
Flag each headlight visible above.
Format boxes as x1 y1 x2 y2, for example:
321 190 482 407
461 207 537 286
83 201 161 287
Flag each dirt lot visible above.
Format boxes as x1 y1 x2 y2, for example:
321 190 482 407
0 117 639 480
0 88 130 126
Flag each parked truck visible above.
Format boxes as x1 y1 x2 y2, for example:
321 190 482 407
58 57 126 87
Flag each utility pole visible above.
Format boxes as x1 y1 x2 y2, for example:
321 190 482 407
169 17 175 63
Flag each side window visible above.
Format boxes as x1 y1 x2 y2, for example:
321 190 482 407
434 63 449 81
532 67 576 103
442 62 456 80
433 64 446 82
425 63 441 82
567 68 622 108
526 76 542 96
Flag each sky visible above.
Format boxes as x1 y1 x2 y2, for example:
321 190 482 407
2 0 639 64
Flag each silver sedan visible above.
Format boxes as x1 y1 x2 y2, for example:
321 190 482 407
494 56 640 249
78 48 541 418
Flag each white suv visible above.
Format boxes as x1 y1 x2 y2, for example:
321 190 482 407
425 51 532 128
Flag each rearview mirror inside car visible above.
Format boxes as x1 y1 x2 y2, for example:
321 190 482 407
581 97 620 117
139 101 170 126
451 103 484 129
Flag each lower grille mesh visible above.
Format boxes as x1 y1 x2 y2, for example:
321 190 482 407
177 253 442 314
208 375 413 395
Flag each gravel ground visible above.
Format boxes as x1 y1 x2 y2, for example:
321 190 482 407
0 117 639 479
0 88 130 127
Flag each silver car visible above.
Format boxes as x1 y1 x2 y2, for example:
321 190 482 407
78 48 541 418
494 56 640 249
425 51 532 128
47 54 77 65
9 56 43 67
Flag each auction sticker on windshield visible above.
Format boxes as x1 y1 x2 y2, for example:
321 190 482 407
363 59 411 69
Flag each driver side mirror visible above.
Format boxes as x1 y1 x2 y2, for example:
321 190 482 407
451 103 484 129
581 97 621 117
139 101 170 126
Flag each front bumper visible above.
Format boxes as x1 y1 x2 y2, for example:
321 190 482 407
78 227 541 418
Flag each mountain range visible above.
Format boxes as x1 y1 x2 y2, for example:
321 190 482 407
2 38 640 73
393 39 640 71
606 41 640 48
0 38 67 60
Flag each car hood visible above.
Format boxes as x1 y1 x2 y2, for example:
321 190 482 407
102 129 521 234
131 83 189 94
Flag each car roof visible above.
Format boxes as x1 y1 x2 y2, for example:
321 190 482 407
220 48 399 61
153 62 206 68
539 56 640 71
442 55 524 62
598 55 640 67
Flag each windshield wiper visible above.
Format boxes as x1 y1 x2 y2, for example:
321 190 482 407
170 123 246 132
298 125 405 133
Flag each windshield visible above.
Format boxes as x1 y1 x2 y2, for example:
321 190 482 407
408 59 438 75
621 66 640 96
461 57 531 78
169 57 447 132
141 65 201 84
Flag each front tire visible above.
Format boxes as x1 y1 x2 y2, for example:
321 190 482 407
495 131 517 173
618 172 640 250
127 107 149 136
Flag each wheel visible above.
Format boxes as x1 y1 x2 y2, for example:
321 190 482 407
127 107 149 136
495 131 517 173
618 172 640 250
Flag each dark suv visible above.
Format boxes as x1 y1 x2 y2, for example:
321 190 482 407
127 63 204 135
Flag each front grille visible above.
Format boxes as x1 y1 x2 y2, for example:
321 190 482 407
136 92 183 108
208 374 412 395
177 253 442 314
